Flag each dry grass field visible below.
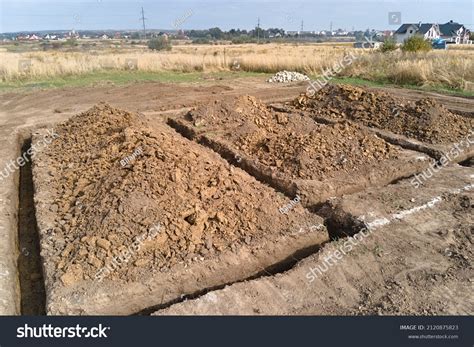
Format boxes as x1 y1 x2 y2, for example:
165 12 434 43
0 41 473 91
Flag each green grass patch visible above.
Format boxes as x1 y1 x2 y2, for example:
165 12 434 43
0 70 268 93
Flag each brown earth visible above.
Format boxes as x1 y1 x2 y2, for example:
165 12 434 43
1 79 473 316
32 102 324 295
183 95 400 181
293 84 474 145
158 166 474 316
28 101 330 315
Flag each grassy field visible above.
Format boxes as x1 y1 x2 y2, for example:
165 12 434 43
0 70 268 92
1 41 473 94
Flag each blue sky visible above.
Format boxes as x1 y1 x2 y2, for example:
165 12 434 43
0 0 472 33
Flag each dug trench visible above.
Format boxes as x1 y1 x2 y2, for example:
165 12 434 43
157 165 474 315
16 153 361 317
137 207 368 315
17 138 46 315
13 98 450 316
30 103 334 315
15 133 434 315
124 181 372 315
16 103 401 316
16 131 363 317
167 95 431 209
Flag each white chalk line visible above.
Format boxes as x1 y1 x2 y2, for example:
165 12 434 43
361 182 474 231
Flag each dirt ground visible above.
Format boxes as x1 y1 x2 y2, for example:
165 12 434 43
31 102 328 315
1 78 474 133
181 95 400 180
159 166 474 315
170 94 430 208
293 84 473 145
0 77 473 315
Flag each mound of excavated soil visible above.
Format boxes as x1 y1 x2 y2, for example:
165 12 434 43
36 103 322 287
293 84 473 145
183 95 274 131
186 96 399 181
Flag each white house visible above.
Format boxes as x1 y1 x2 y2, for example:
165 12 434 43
394 23 440 44
439 20 471 44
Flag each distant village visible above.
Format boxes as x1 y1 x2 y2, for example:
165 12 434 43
1 28 378 42
1 30 146 42
0 20 471 45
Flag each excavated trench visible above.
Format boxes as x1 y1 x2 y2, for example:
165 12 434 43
134 200 368 315
15 125 365 316
13 102 438 315
459 157 474 167
18 139 46 315
135 242 323 315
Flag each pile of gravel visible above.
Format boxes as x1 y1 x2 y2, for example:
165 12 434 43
267 70 310 83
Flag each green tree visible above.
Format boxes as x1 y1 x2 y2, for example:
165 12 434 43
380 37 397 52
401 35 432 52
148 37 171 51
208 27 224 39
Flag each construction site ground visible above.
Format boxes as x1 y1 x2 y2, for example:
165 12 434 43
0 77 472 315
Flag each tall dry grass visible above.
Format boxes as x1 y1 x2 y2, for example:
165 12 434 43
343 50 474 89
0 44 361 81
0 42 473 90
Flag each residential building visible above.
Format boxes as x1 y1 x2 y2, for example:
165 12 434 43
394 23 440 43
439 20 471 44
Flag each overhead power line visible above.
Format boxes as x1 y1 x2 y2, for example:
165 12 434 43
140 6 147 39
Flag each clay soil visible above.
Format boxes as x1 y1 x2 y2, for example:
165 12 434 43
2 79 473 316
172 95 430 209
177 96 400 181
31 102 327 314
293 84 474 145
158 166 474 316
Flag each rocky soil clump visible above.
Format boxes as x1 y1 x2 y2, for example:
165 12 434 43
36 103 320 287
187 96 400 180
293 84 473 144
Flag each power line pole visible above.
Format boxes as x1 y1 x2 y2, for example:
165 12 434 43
257 17 260 43
140 7 147 39
301 20 304 32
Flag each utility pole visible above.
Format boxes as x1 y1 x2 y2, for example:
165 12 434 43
301 20 304 32
330 21 333 33
257 17 260 43
140 7 147 39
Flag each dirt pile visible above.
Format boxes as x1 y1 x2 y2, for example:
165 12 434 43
185 95 274 131
37 103 320 287
236 121 397 180
187 96 399 180
293 84 473 144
